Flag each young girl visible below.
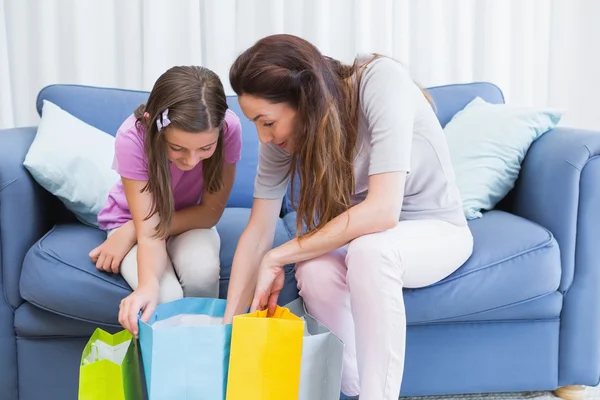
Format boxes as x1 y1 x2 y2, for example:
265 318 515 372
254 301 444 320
223 35 473 399
90 66 242 337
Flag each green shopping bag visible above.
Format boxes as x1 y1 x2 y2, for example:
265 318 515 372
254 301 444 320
78 328 144 400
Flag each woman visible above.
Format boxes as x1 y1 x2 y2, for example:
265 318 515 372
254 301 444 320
91 66 242 337
223 34 473 399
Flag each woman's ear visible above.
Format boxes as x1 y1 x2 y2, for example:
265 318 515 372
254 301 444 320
143 112 150 120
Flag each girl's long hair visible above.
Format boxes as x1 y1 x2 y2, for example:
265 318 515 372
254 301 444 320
134 66 228 238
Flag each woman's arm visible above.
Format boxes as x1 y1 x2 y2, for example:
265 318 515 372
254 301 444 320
268 171 405 267
170 163 237 234
269 58 418 266
250 172 405 314
223 197 283 323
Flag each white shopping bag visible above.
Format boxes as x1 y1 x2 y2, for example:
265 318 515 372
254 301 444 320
285 297 345 400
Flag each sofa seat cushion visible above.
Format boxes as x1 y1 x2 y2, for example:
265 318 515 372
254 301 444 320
20 224 133 326
20 208 297 328
405 210 562 324
283 210 562 324
215 208 299 305
15 302 121 338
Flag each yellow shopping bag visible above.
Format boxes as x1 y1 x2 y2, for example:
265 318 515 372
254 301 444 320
226 305 305 400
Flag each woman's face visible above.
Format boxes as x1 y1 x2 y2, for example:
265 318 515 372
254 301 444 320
238 94 297 153
164 127 219 171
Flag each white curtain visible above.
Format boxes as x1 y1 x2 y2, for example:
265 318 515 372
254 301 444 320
1 0 599 130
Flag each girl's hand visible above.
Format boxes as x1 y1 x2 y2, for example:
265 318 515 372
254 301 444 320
118 282 159 338
89 220 136 273
250 251 285 316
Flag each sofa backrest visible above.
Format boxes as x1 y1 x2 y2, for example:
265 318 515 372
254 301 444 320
36 84 150 138
36 84 258 209
35 81 505 220
426 81 505 127
280 81 506 213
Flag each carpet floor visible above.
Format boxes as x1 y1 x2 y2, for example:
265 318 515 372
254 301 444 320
401 386 600 399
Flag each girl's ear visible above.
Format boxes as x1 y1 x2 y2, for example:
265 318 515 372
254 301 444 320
143 112 150 120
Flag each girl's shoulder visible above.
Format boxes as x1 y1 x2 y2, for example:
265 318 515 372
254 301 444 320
116 114 143 139
223 108 243 139
224 108 242 129
222 109 243 164
114 114 145 156
112 114 149 179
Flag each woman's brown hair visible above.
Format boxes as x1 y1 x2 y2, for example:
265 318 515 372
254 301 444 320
230 34 433 237
134 65 228 238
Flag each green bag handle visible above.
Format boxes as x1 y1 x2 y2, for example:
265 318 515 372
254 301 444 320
82 343 99 366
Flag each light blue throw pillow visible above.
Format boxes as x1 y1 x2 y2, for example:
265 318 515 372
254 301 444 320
444 96 563 219
23 100 119 227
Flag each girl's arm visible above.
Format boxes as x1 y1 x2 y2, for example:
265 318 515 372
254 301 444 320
170 162 237 234
223 197 283 323
112 162 235 246
267 171 405 267
121 177 169 289
118 176 170 336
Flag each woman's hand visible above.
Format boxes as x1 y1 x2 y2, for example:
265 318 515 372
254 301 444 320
118 282 159 338
89 220 136 273
223 198 284 324
223 304 247 325
250 251 285 316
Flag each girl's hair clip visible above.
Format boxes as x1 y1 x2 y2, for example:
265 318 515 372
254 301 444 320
156 108 171 131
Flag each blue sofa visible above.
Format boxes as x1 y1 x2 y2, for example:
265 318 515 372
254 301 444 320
1 82 599 400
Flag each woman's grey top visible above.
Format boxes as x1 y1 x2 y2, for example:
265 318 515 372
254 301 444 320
253 54 467 228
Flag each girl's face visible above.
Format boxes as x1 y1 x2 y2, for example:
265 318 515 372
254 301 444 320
164 127 219 171
238 94 297 153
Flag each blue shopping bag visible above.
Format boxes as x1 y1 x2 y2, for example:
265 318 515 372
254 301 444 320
138 298 231 400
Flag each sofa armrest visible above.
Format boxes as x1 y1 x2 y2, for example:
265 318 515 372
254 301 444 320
0 127 53 309
511 126 600 385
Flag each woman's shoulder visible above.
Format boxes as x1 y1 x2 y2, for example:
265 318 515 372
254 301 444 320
356 54 413 86
355 54 421 112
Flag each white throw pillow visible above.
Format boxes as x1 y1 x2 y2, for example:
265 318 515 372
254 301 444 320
23 100 119 227
444 97 563 219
